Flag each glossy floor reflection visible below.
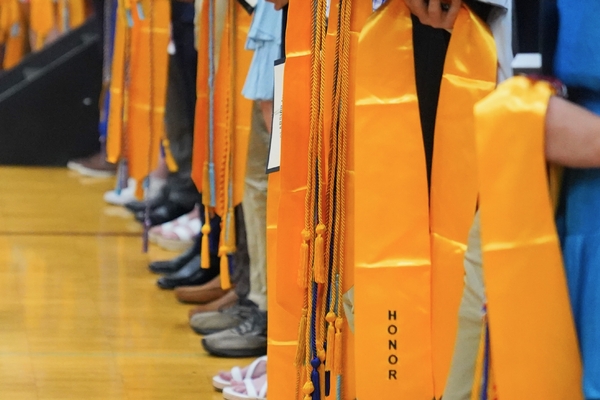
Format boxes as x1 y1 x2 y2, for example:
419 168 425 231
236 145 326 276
0 167 249 400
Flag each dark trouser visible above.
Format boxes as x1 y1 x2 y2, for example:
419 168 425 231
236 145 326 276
163 3 199 206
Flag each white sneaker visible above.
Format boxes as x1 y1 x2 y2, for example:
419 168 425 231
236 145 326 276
103 178 137 206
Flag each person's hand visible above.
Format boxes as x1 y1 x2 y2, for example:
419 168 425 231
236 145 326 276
265 0 288 11
404 0 461 29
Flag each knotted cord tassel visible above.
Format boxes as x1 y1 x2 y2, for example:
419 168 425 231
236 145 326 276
325 312 336 373
317 343 326 399
303 381 314 400
299 229 311 288
219 246 232 290
201 207 211 269
311 357 322 400
296 308 308 367
333 317 343 375
314 224 326 283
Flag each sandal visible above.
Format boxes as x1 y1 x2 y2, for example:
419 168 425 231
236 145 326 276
148 206 199 244
212 356 267 391
222 375 267 400
156 216 201 251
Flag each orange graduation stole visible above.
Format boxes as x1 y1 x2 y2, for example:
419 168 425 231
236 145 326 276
0 0 25 69
271 0 371 398
29 0 56 50
57 0 87 33
192 0 252 287
125 0 169 196
267 0 311 398
106 0 169 197
474 76 583 399
354 1 496 398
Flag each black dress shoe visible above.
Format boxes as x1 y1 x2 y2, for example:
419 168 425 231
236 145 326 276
124 190 168 213
135 201 195 227
148 235 201 274
156 254 220 290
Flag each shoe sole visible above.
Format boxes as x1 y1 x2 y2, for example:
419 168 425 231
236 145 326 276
67 162 115 178
201 338 267 358
191 326 223 336
157 237 194 252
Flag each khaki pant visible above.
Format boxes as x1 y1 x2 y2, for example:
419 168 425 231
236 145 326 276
244 102 270 311
443 212 486 400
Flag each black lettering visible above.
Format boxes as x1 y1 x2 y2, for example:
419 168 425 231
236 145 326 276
388 324 397 335
389 340 397 350
388 355 398 365
388 310 397 320
389 370 397 380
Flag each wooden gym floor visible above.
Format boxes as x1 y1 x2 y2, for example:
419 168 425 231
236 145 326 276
0 167 249 400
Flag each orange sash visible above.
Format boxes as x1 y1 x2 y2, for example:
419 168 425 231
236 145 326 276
191 0 251 218
354 1 496 398
476 76 583 399
0 0 25 69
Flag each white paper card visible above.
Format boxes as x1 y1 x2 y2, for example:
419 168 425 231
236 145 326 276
267 58 285 173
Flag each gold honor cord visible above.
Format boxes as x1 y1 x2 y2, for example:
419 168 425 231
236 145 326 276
201 0 215 271
322 0 352 398
218 0 238 290
475 77 583 399
354 1 495 398
297 0 327 398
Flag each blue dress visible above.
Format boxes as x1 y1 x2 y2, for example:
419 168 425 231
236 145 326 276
555 1 600 398
241 0 282 101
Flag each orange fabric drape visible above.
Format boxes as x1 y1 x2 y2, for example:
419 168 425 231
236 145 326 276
0 0 26 69
191 0 252 216
354 2 496 398
29 0 55 50
106 0 170 196
476 76 583 399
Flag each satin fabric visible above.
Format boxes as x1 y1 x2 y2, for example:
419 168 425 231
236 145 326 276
58 0 86 32
266 1 309 398
125 0 170 191
476 76 583 399
354 1 496 398
0 0 25 69
191 0 252 216
265 172 302 399
29 0 55 50
106 0 126 164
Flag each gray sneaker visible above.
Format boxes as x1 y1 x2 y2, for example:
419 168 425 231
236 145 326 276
190 299 258 335
201 308 267 358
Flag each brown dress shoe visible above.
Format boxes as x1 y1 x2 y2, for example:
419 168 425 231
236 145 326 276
188 290 238 319
175 275 234 304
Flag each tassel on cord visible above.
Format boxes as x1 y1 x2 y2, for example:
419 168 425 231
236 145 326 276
314 224 326 283
325 312 336 372
333 317 343 375
296 308 309 366
299 229 311 288
219 245 232 290
318 342 326 399
201 206 211 269
311 357 322 400
303 381 315 400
